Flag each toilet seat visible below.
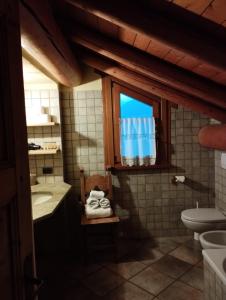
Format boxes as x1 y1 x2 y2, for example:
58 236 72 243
181 208 226 223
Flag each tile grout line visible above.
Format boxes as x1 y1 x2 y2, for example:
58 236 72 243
74 237 204 299
126 239 203 298
154 252 203 297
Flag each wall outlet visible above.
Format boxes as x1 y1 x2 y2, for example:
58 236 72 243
42 166 53 174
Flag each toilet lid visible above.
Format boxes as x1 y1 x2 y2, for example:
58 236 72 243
182 208 226 223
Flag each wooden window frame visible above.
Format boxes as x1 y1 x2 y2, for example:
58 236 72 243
103 76 171 170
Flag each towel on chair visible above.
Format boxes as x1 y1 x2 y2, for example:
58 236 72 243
99 197 110 208
85 204 113 219
86 197 100 209
90 190 105 199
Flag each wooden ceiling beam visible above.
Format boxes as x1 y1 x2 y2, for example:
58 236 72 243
20 0 82 87
80 51 226 123
70 25 226 110
66 0 226 72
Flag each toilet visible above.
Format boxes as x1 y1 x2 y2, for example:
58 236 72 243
181 208 226 240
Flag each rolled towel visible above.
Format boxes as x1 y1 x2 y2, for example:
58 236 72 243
85 205 113 219
90 190 105 199
86 197 100 209
99 197 110 209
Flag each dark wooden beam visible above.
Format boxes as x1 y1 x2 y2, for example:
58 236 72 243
70 25 226 110
20 0 81 87
80 51 226 123
66 0 226 72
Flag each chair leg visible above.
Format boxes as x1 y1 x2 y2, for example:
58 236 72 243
113 223 118 262
82 225 87 264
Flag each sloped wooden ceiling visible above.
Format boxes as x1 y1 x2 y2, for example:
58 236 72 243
20 0 82 86
55 0 226 86
51 0 226 121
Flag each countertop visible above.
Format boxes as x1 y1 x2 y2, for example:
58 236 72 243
31 182 72 222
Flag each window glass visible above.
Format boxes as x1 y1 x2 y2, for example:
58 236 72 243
102 77 171 169
120 93 153 118
119 93 156 166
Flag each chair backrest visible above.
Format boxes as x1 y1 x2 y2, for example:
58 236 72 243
80 169 113 205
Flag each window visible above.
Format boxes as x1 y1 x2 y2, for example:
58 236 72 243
103 77 171 170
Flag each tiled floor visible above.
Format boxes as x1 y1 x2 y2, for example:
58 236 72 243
37 236 204 300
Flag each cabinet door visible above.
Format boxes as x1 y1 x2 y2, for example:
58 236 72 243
0 0 35 299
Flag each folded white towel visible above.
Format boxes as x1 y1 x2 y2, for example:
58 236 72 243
99 197 110 208
90 190 105 199
85 204 113 219
86 197 100 209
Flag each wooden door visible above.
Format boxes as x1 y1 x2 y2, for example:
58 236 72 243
0 0 35 299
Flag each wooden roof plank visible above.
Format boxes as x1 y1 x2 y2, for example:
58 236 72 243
98 18 119 39
66 0 226 72
70 25 226 109
173 0 213 15
133 35 151 51
146 40 171 59
20 0 81 86
81 51 226 122
118 28 136 45
202 0 226 24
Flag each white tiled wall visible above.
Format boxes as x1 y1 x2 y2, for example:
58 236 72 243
60 84 215 238
25 88 64 184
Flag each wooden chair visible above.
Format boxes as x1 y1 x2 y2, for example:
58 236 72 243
80 169 120 262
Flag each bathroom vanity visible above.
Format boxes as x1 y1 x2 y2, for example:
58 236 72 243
31 182 71 222
31 182 76 255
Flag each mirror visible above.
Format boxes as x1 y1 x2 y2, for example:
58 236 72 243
22 58 63 185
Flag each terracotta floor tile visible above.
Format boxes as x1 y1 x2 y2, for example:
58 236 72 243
125 246 164 265
82 267 124 296
62 284 100 300
130 266 174 295
196 260 204 269
184 239 202 251
170 236 193 244
151 254 192 279
158 281 203 300
169 245 202 265
180 266 204 291
106 260 146 279
117 238 142 258
37 236 205 300
155 237 180 254
105 282 154 300
66 263 103 281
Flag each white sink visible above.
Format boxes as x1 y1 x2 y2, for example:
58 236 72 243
32 192 52 205
200 230 226 249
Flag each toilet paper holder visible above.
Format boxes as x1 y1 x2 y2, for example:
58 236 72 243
172 175 186 184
